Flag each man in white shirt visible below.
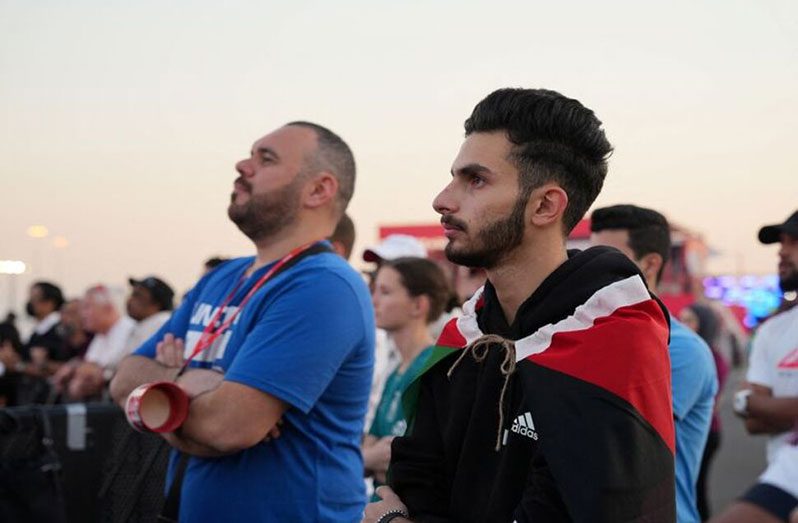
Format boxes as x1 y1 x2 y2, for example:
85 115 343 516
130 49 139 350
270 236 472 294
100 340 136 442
715 210 798 523
53 285 135 400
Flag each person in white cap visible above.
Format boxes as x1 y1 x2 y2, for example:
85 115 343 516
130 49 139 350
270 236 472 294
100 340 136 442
362 234 430 431
363 235 428 264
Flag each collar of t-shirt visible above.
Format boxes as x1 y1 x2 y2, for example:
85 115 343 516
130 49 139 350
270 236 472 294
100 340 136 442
34 311 61 335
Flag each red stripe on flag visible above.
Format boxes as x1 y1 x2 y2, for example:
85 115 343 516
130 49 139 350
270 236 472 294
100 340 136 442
526 299 675 453
436 318 467 349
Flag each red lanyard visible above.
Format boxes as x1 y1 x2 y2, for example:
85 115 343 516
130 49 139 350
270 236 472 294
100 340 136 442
179 241 323 373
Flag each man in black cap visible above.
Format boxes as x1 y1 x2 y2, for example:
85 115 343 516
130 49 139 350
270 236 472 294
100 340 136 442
126 276 175 353
715 210 798 523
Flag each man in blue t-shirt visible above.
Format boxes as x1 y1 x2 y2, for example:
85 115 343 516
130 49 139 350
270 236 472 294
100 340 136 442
111 122 375 522
591 205 717 523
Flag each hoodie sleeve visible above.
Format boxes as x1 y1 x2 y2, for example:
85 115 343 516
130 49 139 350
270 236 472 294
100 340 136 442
389 370 452 523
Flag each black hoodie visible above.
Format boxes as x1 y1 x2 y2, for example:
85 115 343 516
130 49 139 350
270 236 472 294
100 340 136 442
390 247 675 522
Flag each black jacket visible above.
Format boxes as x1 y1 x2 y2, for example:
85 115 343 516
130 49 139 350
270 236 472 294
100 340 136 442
390 247 675 522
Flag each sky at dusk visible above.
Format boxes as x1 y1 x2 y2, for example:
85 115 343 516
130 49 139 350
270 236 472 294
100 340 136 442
1 0 796 316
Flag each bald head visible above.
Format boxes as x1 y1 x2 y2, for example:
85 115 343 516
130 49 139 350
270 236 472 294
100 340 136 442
81 286 120 334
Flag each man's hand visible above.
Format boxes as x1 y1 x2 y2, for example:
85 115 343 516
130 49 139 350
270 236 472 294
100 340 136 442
68 362 104 399
363 435 395 482
362 486 411 523
156 334 185 369
741 383 797 434
52 360 79 393
371 437 395 483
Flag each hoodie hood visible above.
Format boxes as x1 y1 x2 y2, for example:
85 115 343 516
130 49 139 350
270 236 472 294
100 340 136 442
478 246 665 339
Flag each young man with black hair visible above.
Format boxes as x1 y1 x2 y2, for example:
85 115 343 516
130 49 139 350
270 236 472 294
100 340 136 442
365 89 675 523
713 210 798 523
590 204 717 523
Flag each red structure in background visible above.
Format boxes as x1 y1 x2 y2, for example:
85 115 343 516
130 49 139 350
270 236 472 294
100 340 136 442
379 219 710 317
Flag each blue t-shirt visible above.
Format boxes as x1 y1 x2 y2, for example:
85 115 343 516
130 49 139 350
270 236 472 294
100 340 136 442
134 248 375 522
669 318 718 523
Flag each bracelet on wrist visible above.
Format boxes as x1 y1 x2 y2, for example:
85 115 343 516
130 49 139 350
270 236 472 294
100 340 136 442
376 508 409 523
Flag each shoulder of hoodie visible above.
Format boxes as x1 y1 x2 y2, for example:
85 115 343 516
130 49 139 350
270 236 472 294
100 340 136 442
573 246 671 327
569 245 646 278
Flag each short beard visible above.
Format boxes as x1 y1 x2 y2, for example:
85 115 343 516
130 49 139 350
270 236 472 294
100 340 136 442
780 266 798 292
227 178 302 243
444 193 527 269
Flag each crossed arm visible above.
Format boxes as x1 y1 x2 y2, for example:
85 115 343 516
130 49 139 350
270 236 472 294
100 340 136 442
110 334 287 457
741 382 798 434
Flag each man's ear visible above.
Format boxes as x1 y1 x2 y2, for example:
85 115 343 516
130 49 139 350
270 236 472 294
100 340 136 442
528 183 569 228
638 252 664 287
303 173 338 209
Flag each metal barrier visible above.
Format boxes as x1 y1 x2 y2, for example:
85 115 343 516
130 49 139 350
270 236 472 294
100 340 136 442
0 403 169 522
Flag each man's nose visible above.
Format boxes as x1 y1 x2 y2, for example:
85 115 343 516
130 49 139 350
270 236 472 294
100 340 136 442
433 182 457 215
235 158 253 178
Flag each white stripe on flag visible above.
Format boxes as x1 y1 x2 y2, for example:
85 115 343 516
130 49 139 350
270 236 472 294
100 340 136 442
514 275 651 361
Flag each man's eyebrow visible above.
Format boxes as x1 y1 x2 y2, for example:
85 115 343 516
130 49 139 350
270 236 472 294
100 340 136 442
451 163 493 177
252 146 280 159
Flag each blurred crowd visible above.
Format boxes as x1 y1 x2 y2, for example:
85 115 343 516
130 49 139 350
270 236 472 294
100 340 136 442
1 212 784 517
1 197 796 522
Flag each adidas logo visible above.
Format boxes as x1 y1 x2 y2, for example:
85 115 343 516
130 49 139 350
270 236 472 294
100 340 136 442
510 412 538 440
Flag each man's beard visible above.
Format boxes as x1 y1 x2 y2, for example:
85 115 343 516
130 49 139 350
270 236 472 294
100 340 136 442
443 195 527 269
780 263 798 292
227 178 302 243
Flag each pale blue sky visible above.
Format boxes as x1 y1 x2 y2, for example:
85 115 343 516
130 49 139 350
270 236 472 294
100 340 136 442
1 0 796 311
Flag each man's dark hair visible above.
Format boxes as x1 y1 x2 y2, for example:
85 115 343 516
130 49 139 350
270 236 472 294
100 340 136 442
286 121 356 216
329 213 356 260
464 88 612 233
33 281 65 310
204 256 229 271
590 204 671 282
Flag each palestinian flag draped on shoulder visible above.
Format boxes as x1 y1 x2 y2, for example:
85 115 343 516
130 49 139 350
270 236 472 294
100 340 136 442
393 246 675 522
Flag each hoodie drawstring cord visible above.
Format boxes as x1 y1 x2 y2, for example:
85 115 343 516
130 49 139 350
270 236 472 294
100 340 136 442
447 334 517 451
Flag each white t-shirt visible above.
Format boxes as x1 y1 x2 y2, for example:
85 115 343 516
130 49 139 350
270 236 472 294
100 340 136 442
84 316 136 370
124 310 171 355
760 442 798 498
746 305 798 463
